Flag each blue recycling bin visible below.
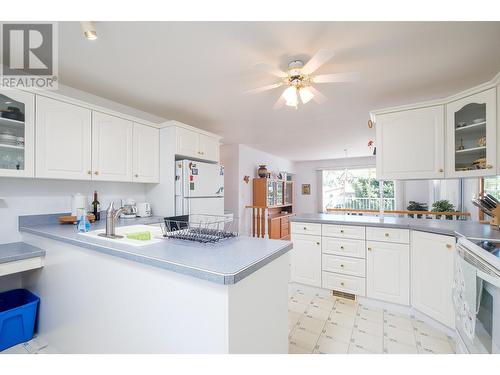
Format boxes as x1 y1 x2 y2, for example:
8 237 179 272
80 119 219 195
0 289 40 351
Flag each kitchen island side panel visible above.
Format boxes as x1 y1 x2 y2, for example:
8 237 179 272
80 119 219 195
21 233 230 353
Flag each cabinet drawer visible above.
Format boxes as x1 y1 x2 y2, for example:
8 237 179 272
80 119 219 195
322 224 365 240
281 219 289 231
291 222 321 236
366 227 409 244
281 226 289 238
322 237 366 259
322 254 366 277
322 271 366 296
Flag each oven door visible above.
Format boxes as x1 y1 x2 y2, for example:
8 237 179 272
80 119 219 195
455 239 500 353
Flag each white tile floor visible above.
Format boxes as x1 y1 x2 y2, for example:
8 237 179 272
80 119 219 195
0 337 59 354
288 288 456 354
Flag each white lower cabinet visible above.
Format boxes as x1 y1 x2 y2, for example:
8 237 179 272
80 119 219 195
322 271 366 296
366 241 410 305
322 237 365 259
291 221 457 328
411 231 455 328
290 234 322 287
322 254 365 277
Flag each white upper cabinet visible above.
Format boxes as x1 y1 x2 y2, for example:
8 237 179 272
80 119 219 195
375 105 445 180
198 133 220 162
411 231 455 328
133 123 159 183
372 73 500 180
92 112 133 182
176 127 200 159
36 96 92 180
175 126 220 162
366 241 410 306
445 88 497 178
0 90 35 178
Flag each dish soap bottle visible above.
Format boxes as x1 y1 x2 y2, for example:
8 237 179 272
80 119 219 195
77 208 91 233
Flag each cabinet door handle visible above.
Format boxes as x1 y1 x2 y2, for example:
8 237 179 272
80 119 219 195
134 174 139 178
340 282 345 286
340 246 344 250
487 164 494 169
446 244 452 249
303 227 307 230
438 168 444 172
385 233 389 237
87 170 92 175
340 264 344 268
94 171 99 175
367 247 372 251
340 230 344 234
316 242 320 245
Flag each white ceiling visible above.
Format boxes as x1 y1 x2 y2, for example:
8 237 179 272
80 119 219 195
58 21 500 161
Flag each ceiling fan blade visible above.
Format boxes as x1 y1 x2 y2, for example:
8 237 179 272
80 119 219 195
313 72 360 83
302 49 335 75
244 82 283 94
308 86 327 104
273 94 286 110
254 63 287 78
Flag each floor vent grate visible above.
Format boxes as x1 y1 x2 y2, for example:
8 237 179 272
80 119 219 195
332 290 356 301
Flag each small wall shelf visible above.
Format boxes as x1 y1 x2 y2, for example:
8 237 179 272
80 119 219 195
455 146 487 154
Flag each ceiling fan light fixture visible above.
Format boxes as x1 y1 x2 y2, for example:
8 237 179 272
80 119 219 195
299 87 314 104
81 21 98 40
283 86 298 107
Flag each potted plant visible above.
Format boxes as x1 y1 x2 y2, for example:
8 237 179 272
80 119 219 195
406 201 428 218
431 200 456 220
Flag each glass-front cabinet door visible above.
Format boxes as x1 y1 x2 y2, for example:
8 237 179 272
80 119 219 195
276 181 284 206
446 88 496 178
284 181 293 205
0 90 34 177
266 180 276 206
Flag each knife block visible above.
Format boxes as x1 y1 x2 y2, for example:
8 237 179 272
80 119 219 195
489 206 500 226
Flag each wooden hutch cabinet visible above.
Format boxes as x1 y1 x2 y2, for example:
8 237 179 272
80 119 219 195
252 178 294 240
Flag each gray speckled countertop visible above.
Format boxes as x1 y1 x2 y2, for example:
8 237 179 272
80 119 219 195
18 214 292 285
0 242 45 264
290 213 500 241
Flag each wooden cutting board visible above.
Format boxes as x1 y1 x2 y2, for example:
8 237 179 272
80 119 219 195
59 214 96 225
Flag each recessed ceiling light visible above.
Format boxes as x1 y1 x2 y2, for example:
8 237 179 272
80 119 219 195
4 101 12 104
80 21 98 41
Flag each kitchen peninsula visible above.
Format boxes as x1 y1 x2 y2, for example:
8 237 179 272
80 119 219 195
18 214 292 354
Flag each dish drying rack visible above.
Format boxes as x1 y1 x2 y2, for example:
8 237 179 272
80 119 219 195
161 214 237 243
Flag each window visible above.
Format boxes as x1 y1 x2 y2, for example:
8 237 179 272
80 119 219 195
483 176 500 200
322 167 395 212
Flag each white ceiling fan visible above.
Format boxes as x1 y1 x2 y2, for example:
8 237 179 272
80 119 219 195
246 49 359 109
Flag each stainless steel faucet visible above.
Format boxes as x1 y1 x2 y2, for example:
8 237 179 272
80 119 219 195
98 201 125 239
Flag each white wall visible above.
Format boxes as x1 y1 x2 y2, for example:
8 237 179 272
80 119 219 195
0 178 147 244
220 144 239 218
54 84 166 124
293 156 375 214
220 144 295 235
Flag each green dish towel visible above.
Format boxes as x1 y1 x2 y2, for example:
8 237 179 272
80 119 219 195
126 231 152 241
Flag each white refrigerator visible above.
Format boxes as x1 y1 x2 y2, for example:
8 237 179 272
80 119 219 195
175 159 224 216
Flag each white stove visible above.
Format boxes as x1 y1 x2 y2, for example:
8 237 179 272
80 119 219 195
454 237 500 354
